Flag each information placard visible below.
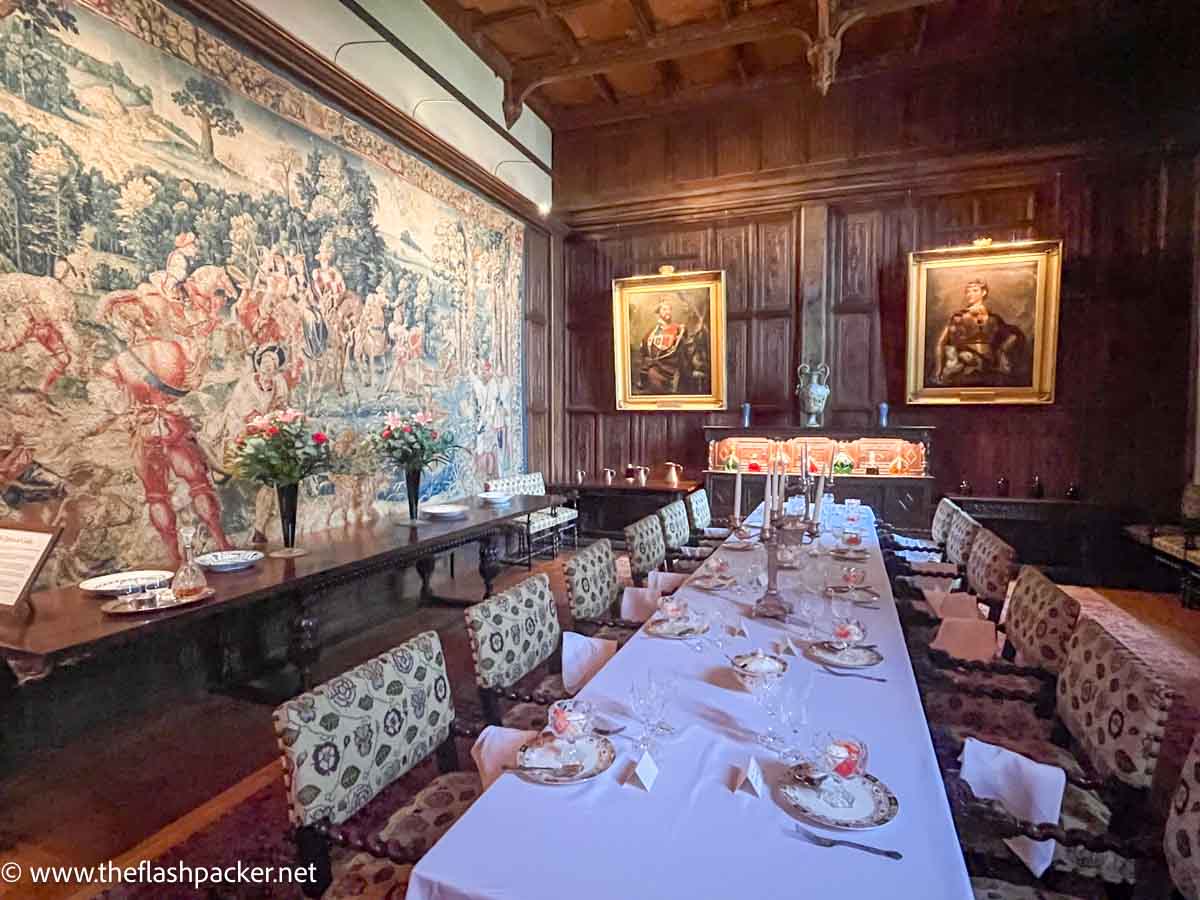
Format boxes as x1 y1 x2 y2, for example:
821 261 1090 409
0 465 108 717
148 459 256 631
0 525 59 608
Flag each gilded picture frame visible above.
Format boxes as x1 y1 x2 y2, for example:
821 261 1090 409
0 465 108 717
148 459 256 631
612 268 727 411
906 239 1062 405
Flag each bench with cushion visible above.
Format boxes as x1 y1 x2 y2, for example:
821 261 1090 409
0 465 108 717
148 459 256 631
484 472 578 568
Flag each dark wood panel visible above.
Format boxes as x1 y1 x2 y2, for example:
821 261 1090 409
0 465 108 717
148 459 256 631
831 313 873 413
567 413 598 473
754 217 794 312
717 224 751 315
525 320 549 411
669 116 712 183
526 228 551 321
600 414 633 470
715 107 762 177
726 318 749 408
748 316 792 406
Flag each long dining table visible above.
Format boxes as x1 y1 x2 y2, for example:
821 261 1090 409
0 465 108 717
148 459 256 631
407 502 973 900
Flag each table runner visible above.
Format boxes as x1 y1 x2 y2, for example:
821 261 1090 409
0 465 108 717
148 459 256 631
407 504 972 900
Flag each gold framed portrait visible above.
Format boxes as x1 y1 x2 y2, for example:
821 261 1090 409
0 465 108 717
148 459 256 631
906 239 1062 405
612 267 727 411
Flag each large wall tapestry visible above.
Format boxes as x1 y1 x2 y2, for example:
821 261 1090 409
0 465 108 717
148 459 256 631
0 0 525 588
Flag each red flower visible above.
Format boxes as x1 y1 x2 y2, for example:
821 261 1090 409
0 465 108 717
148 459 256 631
747 462 761 472
382 428 392 439
312 432 328 444
266 426 280 437
403 425 413 433
430 430 438 439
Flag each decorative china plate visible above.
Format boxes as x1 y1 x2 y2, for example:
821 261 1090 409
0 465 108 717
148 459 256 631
723 541 758 552
423 504 469 520
80 570 173 595
688 574 736 592
100 587 215 615
830 548 869 561
731 650 789 681
645 615 711 639
516 734 615 784
478 491 512 505
804 641 884 669
195 550 263 572
781 772 899 829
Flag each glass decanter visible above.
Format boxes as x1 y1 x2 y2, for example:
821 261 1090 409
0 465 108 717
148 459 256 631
171 526 209 599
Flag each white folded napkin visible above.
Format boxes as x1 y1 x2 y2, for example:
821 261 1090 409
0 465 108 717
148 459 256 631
906 574 962 593
892 534 939 550
703 527 732 539
998 578 1018 626
898 549 944 564
680 545 713 559
471 725 538 790
931 618 1000 662
562 631 617 695
620 586 660 622
959 737 1066 877
925 590 984 620
647 571 687 595
911 561 959 576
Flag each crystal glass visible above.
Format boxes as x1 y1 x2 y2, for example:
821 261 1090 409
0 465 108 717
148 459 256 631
842 526 863 548
630 675 666 752
777 671 816 762
747 673 783 748
841 565 867 593
548 699 594 765
812 732 869 808
171 526 208 599
793 590 822 640
658 593 687 620
739 561 766 596
830 617 867 651
844 498 861 524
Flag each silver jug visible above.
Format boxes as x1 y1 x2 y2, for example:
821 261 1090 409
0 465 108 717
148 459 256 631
602 468 616 484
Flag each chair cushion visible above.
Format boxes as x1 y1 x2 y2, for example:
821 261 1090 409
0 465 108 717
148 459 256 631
923 691 1058 747
274 631 454 827
1005 566 1080 675
1152 532 1200 564
1056 618 1174 790
946 511 982 566
502 702 549 731
528 506 578 533
464 574 561 690
970 876 1088 899
327 853 411 899
564 539 622 620
1165 733 1200 900
499 672 566 730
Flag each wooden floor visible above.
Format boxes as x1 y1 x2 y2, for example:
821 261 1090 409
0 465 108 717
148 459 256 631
1 549 569 899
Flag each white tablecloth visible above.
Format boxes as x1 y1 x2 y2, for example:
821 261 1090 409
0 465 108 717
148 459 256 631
407 503 972 900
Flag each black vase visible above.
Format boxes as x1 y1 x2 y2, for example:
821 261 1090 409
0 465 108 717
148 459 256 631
276 482 299 549
405 468 422 521
1029 474 1045 499
996 476 1010 497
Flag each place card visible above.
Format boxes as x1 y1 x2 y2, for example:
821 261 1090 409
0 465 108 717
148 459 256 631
629 751 659 791
735 757 766 797
780 638 797 656
0 525 59 608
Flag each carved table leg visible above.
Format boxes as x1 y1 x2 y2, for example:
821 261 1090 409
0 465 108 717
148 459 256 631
416 556 437 606
288 591 321 693
479 532 502 599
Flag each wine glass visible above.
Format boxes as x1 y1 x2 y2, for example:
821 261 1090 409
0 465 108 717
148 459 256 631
748 674 783 748
776 672 815 762
742 561 766 596
794 590 822 640
630 675 666 752
841 565 867 595
548 699 594 765
830 617 867 652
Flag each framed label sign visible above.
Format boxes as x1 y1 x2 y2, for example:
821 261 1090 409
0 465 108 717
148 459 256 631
0 525 60 608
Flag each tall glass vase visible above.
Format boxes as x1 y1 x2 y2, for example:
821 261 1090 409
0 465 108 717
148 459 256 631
405 468 422 522
271 481 307 558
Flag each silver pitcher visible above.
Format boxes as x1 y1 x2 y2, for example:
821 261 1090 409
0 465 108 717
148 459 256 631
635 466 650 486
796 363 831 428
575 469 587 484
663 462 683 486
602 468 616 484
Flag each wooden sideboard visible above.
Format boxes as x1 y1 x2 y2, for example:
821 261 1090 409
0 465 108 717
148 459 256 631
547 472 700 542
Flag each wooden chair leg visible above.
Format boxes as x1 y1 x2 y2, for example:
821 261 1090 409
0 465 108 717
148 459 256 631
436 733 460 773
295 825 333 898
450 552 456 579
525 526 533 570
481 689 502 725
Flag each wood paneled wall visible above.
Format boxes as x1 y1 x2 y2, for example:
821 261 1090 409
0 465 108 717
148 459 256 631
556 54 1199 516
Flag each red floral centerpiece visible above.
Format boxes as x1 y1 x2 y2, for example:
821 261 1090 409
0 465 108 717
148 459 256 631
228 408 332 557
367 411 460 521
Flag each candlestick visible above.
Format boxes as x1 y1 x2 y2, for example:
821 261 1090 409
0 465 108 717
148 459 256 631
733 467 742 521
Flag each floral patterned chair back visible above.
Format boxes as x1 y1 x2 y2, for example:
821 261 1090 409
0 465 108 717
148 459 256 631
930 498 958 545
464 573 561 690
1165 731 1200 900
944 510 982 567
1055 617 1174 790
684 490 713 531
624 514 666 581
965 528 1018 609
1004 566 1081 674
273 630 455 827
563 539 621 621
483 473 546 496
656 500 692 551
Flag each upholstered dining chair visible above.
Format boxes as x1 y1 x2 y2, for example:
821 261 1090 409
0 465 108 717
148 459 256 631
880 496 959 554
483 472 578 568
463 572 567 731
892 508 983 602
919 565 1082 742
657 499 713 573
941 617 1175 892
1165 731 1200 900
623 513 667 585
562 539 641 642
273 630 481 899
683 489 730 546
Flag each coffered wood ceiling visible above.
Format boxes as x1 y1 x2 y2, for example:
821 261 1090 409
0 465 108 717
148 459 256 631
420 0 1173 131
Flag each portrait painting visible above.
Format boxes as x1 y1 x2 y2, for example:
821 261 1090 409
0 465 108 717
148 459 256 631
906 240 1062 404
612 268 727 411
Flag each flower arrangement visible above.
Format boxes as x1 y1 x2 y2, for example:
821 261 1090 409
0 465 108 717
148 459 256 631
368 411 458 473
227 408 333 486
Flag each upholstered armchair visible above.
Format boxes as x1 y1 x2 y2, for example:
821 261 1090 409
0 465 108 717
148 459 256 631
879 496 958 554
562 538 641 641
623 513 667 585
939 618 1175 891
891 508 981 605
463 573 568 731
1164 731 1200 900
683 489 730 546
273 630 481 899
483 472 578 568
657 499 713 573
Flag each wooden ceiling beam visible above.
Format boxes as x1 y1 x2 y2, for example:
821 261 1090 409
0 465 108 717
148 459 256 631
626 0 656 38
476 0 600 31
592 74 619 103
657 59 681 95
733 43 750 83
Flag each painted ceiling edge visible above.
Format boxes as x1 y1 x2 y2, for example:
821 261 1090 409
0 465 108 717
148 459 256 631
169 0 562 233
335 0 552 178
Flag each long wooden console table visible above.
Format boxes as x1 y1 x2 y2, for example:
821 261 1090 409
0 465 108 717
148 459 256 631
546 474 700 542
0 495 562 690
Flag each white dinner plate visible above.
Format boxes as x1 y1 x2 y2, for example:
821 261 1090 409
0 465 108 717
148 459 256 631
80 570 174 595
516 734 615 784
423 503 469 520
195 550 263 572
804 641 885 669
478 492 513 505
645 615 710 640
780 772 899 830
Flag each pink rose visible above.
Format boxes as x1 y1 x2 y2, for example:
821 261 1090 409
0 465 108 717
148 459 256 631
312 432 328 444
